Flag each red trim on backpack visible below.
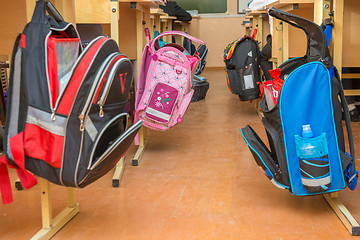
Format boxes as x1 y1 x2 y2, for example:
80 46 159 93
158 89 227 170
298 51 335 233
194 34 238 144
269 68 284 90
47 35 59 107
9 132 38 189
47 35 81 107
57 37 108 115
252 29 258 39
20 34 26 48
0 132 38 204
24 123 64 168
93 55 125 104
0 156 13 204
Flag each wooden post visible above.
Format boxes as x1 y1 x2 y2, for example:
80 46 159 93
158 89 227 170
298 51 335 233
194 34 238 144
249 17 254 36
160 15 176 42
109 0 127 187
316 0 360 235
282 22 289 62
30 179 80 240
275 18 283 65
40 179 52 229
154 14 161 33
332 0 344 78
132 2 150 166
110 0 120 44
314 0 331 25
256 15 263 49
150 8 164 38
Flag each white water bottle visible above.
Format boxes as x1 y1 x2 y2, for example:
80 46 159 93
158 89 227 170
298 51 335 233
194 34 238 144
302 124 313 138
298 124 331 192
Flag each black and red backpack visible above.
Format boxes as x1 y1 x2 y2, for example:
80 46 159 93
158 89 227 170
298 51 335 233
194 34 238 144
224 31 261 101
0 0 142 204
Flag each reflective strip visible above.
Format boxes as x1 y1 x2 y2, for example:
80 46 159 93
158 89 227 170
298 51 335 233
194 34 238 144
8 48 22 139
146 107 171 121
26 106 66 136
302 175 331 187
7 48 22 158
85 116 98 142
271 179 286 189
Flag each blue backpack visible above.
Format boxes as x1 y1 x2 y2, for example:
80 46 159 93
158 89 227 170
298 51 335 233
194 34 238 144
241 8 358 196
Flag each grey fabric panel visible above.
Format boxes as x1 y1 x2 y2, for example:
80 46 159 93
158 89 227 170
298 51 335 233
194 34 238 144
85 116 97 142
302 175 331 187
6 48 22 158
27 106 66 136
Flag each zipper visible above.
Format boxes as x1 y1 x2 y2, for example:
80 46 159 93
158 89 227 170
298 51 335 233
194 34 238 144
97 58 131 118
45 28 102 121
86 112 128 170
73 127 85 187
78 52 122 131
176 92 192 123
44 23 83 121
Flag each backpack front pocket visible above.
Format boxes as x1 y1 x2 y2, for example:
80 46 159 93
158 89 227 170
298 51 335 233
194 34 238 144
79 114 142 187
145 82 179 123
226 69 241 95
240 63 255 90
24 106 66 168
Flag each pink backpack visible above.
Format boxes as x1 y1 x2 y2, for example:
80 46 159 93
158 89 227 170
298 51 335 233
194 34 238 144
135 30 204 130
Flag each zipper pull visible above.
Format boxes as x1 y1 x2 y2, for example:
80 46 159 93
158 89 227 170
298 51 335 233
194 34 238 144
79 114 85 132
98 100 104 118
51 110 56 122
99 106 104 118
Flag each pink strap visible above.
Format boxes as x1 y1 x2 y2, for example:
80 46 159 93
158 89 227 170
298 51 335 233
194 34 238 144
145 28 151 44
151 31 204 50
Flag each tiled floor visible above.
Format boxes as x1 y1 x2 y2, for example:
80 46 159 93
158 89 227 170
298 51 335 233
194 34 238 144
1 69 360 239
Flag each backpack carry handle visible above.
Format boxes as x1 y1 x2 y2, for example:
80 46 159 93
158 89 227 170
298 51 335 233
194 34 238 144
45 1 65 22
268 7 330 64
151 31 205 50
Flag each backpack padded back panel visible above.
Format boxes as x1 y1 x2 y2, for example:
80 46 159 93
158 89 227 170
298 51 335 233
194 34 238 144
280 62 345 195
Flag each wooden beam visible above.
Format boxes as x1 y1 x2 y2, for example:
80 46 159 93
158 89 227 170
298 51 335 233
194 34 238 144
343 90 360 96
342 73 360 79
132 144 147 166
324 192 360 236
333 0 344 78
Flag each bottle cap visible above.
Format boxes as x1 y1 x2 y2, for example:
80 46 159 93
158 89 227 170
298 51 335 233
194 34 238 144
302 124 313 138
